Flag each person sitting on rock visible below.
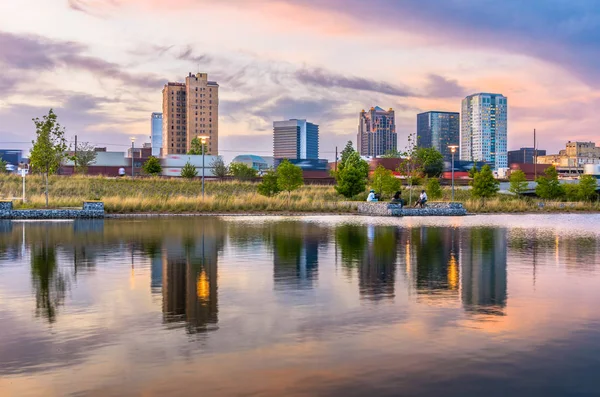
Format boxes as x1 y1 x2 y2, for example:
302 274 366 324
391 191 404 208
367 189 378 202
415 190 428 208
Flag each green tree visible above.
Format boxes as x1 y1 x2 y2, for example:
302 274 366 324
535 165 565 199
564 183 580 201
337 141 356 172
229 162 258 181
472 165 500 199
257 169 281 197
210 157 228 180
509 169 528 195
468 162 479 179
180 160 198 179
277 159 304 199
0 156 7 174
426 177 443 200
335 152 369 198
578 175 598 201
188 137 208 155
29 109 68 207
70 141 97 174
381 149 402 158
397 132 420 205
142 156 162 176
369 165 401 199
415 147 445 177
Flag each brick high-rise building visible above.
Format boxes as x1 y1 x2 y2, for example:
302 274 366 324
357 106 396 157
162 72 219 155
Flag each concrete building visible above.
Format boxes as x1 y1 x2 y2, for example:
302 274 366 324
162 72 219 156
358 106 396 158
416 111 459 161
460 93 508 170
231 155 273 172
508 147 546 165
536 141 600 176
151 113 163 157
273 119 319 160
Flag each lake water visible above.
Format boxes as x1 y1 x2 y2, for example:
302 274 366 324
1 215 600 397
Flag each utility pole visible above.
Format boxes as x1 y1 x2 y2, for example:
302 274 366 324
74 135 78 174
335 146 338 172
534 129 537 180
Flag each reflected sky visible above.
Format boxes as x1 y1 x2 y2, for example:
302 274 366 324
1 215 600 397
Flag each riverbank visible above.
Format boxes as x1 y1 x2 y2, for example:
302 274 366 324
1 175 599 214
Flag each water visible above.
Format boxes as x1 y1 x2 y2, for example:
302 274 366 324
1 215 600 397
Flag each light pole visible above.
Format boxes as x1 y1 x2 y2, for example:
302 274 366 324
449 145 458 202
198 135 209 199
18 162 29 203
130 137 136 179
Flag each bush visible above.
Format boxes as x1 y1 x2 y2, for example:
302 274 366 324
535 166 564 199
370 165 401 199
426 178 443 200
509 169 528 195
257 170 281 197
335 152 368 198
415 147 444 177
276 160 304 198
472 165 499 199
229 162 258 181
142 156 162 176
180 161 198 179
578 175 598 201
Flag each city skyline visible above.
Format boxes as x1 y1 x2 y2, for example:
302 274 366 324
1 1 600 162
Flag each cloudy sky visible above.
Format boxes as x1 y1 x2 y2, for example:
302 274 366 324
1 0 599 161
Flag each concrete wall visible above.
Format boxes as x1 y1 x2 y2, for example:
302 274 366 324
0 202 105 219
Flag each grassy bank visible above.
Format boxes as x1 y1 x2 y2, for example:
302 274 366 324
0 175 355 214
1 174 599 214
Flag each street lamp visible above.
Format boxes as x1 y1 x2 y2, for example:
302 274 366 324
197 135 209 199
449 145 458 202
18 162 29 203
130 137 136 179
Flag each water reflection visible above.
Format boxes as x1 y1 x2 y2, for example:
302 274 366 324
2 216 600 396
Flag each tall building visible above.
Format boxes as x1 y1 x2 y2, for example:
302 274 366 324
151 113 163 157
508 147 546 165
162 72 219 156
273 119 319 160
460 93 508 169
416 111 460 161
357 106 396 157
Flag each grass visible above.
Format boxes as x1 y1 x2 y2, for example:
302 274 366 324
1 174 598 214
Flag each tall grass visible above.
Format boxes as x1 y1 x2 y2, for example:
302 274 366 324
1 174 598 214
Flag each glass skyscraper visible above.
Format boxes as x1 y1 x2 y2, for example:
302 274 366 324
151 112 163 157
273 119 319 160
460 93 508 169
416 111 460 161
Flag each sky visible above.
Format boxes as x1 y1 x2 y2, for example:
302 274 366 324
1 0 600 161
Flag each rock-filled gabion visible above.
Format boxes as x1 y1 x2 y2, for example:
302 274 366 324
357 202 467 217
0 201 105 219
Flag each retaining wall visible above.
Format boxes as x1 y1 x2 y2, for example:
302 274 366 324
0 201 105 219
357 202 467 217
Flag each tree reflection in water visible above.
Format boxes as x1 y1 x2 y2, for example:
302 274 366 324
31 242 69 323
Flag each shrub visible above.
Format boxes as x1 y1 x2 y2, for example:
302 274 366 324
509 169 528 195
180 161 198 179
578 175 598 201
335 152 368 198
277 160 304 199
370 165 401 199
142 156 162 176
472 165 499 199
257 170 281 197
535 166 564 199
229 162 258 181
426 178 443 200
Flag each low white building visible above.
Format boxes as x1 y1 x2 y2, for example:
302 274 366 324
161 154 220 177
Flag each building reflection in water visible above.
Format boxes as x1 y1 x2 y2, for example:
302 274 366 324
335 224 397 301
156 221 224 335
271 222 327 291
408 227 461 305
460 227 508 316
